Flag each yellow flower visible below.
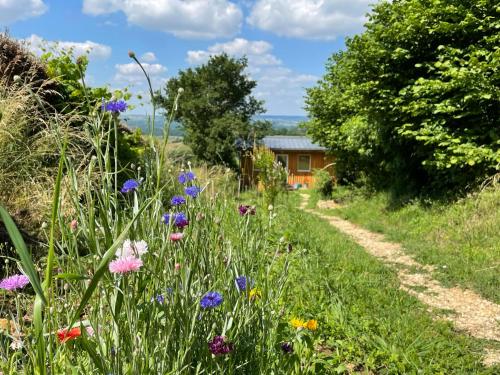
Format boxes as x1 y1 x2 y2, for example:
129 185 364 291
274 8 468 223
304 319 318 331
249 288 262 301
290 318 306 329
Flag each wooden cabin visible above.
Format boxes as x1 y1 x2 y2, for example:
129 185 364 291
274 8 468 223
241 136 334 188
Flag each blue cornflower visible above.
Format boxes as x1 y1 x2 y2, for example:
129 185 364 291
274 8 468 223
200 291 223 309
162 212 188 228
235 276 248 292
102 99 127 114
171 195 186 206
185 186 201 198
151 294 165 304
178 171 195 184
121 179 140 193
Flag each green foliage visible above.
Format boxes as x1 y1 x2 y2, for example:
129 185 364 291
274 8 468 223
253 146 287 206
305 0 500 196
158 54 268 168
312 169 334 198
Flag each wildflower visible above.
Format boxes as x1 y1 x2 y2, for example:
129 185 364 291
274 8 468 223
151 294 165 304
174 263 181 271
304 319 318 331
162 212 188 228
85 326 95 336
109 256 143 274
290 318 306 329
171 195 186 206
238 204 256 216
57 327 81 343
208 335 233 355
200 291 223 309
10 339 23 350
102 99 127 114
121 179 140 193
235 276 249 292
70 219 78 231
170 232 184 242
0 274 30 291
178 171 195 184
280 342 293 354
185 186 201 198
249 288 261 301
115 239 148 258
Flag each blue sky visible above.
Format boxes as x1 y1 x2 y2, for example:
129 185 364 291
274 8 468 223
1 0 375 115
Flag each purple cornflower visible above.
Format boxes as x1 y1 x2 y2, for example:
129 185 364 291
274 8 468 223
170 195 186 206
235 276 249 292
185 186 200 198
0 274 30 291
102 99 127 114
151 294 165 304
178 171 195 184
281 342 293 354
121 179 140 193
200 291 223 309
238 205 256 216
162 212 189 228
208 335 233 356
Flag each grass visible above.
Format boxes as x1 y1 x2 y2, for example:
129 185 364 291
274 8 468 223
309 185 500 304
274 192 498 374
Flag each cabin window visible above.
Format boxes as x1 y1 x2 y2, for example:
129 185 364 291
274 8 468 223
276 154 289 170
297 154 311 172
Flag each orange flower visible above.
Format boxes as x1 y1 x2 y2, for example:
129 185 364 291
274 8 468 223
304 319 318 331
57 327 81 343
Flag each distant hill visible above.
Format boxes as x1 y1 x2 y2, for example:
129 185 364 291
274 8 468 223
123 114 308 138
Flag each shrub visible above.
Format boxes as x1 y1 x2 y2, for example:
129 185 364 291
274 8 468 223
253 146 287 206
313 169 334 198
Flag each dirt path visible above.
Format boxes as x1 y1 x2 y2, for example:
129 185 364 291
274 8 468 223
300 193 500 365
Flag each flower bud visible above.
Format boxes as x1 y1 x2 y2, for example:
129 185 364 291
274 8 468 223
13 75 21 83
128 50 136 58
177 87 184 94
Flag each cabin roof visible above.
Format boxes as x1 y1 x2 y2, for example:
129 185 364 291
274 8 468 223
261 136 326 151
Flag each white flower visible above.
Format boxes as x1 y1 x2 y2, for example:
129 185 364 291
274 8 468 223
116 239 148 258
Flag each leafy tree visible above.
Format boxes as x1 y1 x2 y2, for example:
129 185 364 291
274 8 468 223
158 54 269 168
306 0 499 196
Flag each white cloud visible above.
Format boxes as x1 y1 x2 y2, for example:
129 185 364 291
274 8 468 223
247 0 372 40
114 62 167 84
141 52 157 63
23 34 112 60
82 0 243 39
187 38 281 66
186 38 317 115
0 0 47 24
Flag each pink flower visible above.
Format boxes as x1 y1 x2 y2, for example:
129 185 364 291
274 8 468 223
175 263 181 271
109 256 143 274
85 326 95 336
170 232 184 242
70 219 78 231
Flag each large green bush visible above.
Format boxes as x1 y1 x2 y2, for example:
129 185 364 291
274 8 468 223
306 0 499 196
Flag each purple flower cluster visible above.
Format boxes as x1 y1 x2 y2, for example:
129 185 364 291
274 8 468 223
238 204 256 216
208 335 234 356
200 291 223 309
170 195 186 206
185 186 200 198
121 179 140 193
178 171 195 184
235 276 249 291
0 274 30 291
162 212 188 228
102 99 127 114
280 342 293 354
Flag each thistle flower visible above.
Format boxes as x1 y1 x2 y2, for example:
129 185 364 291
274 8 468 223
185 186 201 198
102 99 127 114
115 239 148 258
121 179 140 193
0 274 30 291
170 232 184 242
171 195 186 206
200 291 223 309
208 335 233 356
57 327 81 343
238 204 256 216
109 256 143 274
178 171 195 184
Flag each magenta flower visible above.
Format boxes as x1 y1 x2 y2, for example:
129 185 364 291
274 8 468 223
0 274 30 291
109 257 143 274
208 335 233 356
238 204 256 216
